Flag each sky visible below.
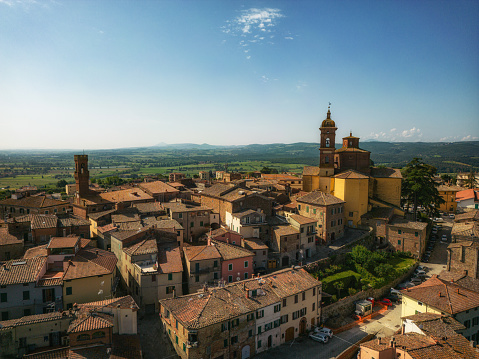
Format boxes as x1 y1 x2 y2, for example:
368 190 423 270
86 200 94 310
0 0 478 149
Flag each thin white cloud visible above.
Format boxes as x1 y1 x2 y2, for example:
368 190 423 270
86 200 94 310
461 135 479 141
390 128 396 132
222 8 290 61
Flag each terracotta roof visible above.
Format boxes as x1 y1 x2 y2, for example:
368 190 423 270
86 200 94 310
32 214 58 229
143 218 183 230
389 217 428 231
0 257 46 285
123 238 158 256
184 245 221 262
452 222 479 238
456 189 479 202
62 247 117 281
23 348 70 359
302 166 320 176
334 169 369 179
160 267 318 330
200 183 236 197
69 346 110 359
0 311 70 331
116 221 143 231
47 236 80 249
132 202 164 214
97 223 117 234
274 225 300 237
296 191 345 206
370 167 403 179
209 227 239 238
455 210 479 222
111 212 141 223
261 174 300 181
401 275 479 314
87 209 117 221
0 196 69 208
242 238 268 250
437 185 463 192
361 332 436 351
139 181 179 195
78 295 139 311
158 247 183 274
98 188 153 203
58 216 90 227
7 214 34 223
68 313 113 333
211 239 254 261
23 244 48 259
0 228 22 246
37 276 63 287
402 313 465 338
287 214 317 225
231 208 260 218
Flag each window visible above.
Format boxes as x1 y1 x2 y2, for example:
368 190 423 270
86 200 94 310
244 261 248 268
228 263 233 271
306 206 309 213
274 304 281 313
257 340 262 349
465 320 471 329
152 275 156 282
200 221 204 226
176 320 179 329
280 314 288 324
23 309 31 316
283 298 287 307
190 222 194 228
214 260 218 267
298 205 301 210
257 326 262 334
176 335 179 344
183 343 186 352
231 335 238 345
247 313 254 321
313 288 316 296
248 329 253 338
349 212 353 217
1 293 7 302
23 291 30 300
179 213 183 219
231 318 239 327
295 295 298 304
398 229 402 234
313 208 316 214
473 317 479 326
92 331 105 339
77 334 90 341
228 275 233 283
312 302 315 311
244 273 248 279
256 310 264 319
166 286 175 294
168 273 173 280
224 339 228 348
1 311 8 320
66 287 72 295
302 292 306 301
214 272 219 279
221 323 229 332
195 276 199 282
274 319 280 328
398 240 401 245
415 232 418 237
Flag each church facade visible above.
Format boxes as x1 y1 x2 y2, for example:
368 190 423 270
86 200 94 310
302 107 403 227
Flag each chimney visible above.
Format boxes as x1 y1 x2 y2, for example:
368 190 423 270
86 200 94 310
401 324 405 334
438 292 442 297
471 340 475 348
377 338 381 345
457 288 460 294
2 263 6 270
96 249 99 256
172 288 176 298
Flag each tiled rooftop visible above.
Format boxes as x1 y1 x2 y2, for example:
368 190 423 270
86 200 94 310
401 275 479 314
47 236 80 249
0 311 71 331
370 167 403 179
287 214 317 225
32 214 58 229
211 239 254 261
334 169 369 179
98 188 153 203
296 191 345 206
243 238 268 250
389 217 428 230
139 180 179 194
0 257 46 285
184 245 221 262
160 267 319 330
302 166 320 176
63 247 117 281
0 227 22 246
157 247 183 274
0 195 69 208
123 238 158 256
273 225 300 237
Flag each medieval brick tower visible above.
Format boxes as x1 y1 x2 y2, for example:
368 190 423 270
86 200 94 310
319 106 337 177
74 155 90 197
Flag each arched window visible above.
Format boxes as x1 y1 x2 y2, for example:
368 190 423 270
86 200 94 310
325 138 330 148
92 331 105 339
80 164 85 174
77 334 90 341
325 156 329 164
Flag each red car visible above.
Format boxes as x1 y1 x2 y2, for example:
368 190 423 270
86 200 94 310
378 298 393 307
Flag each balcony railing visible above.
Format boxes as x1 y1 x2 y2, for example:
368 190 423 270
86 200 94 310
191 266 218 275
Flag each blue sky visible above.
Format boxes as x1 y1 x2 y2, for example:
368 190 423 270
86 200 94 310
0 0 478 149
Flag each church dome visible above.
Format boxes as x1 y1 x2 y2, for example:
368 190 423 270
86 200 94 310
321 107 336 128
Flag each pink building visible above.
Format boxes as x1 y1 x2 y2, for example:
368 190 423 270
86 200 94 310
208 227 243 245
209 239 254 283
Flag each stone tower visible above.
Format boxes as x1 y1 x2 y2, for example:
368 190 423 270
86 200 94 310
74 155 90 197
319 106 337 177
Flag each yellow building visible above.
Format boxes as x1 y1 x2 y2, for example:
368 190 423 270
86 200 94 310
331 170 369 227
437 185 462 213
302 107 403 225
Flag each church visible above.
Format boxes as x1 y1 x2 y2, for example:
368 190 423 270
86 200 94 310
302 106 403 227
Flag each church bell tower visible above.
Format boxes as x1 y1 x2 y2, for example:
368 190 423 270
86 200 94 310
319 106 337 177
74 155 90 197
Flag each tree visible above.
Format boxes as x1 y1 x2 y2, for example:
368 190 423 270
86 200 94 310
401 158 445 220
333 281 344 299
260 166 278 174
465 169 477 189
56 179 68 188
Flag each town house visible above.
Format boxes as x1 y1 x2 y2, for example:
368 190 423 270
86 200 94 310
284 213 317 259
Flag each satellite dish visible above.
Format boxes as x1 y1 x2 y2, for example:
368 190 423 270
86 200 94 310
98 289 103 295
236 277 240 281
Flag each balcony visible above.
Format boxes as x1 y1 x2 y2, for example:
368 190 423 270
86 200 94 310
191 267 216 275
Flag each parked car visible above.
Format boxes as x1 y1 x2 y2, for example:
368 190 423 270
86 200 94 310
313 327 333 338
415 269 426 276
441 234 448 242
309 332 329 344
386 295 401 303
398 282 415 289
434 217 444 222
432 228 438 234
410 277 422 285
390 288 403 296
449 214 455 219
378 298 393 306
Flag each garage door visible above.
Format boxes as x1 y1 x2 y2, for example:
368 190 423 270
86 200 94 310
285 327 295 342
